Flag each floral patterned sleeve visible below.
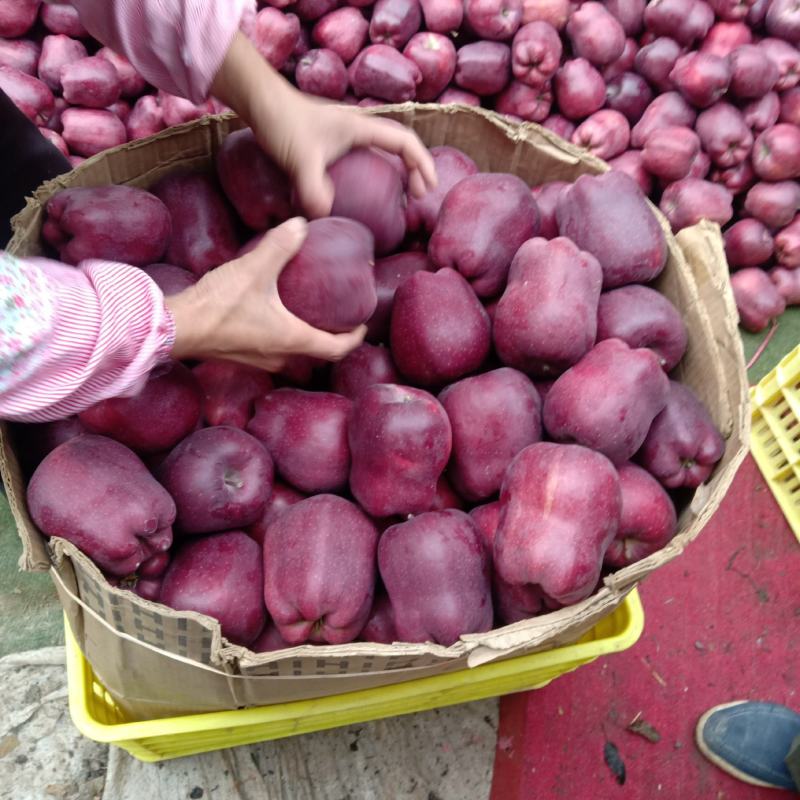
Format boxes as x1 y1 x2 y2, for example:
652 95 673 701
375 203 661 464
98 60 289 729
0 252 176 423
0 252 54 394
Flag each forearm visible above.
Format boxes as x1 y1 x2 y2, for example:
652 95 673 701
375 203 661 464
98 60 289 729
0 252 174 423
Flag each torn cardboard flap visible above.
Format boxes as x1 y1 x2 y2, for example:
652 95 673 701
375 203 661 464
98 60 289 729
1 105 749 716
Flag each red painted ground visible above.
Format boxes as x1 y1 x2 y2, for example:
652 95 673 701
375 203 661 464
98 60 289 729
490 456 800 799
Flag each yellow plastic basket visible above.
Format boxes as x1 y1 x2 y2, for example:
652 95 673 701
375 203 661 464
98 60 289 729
65 589 643 762
750 344 800 543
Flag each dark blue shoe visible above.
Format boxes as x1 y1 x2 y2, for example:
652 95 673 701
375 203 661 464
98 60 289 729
696 701 800 791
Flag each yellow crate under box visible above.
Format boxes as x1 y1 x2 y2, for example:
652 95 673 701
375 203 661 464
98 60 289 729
65 589 643 762
751 344 800 543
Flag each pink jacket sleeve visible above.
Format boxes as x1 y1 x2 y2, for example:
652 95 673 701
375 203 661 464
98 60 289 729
69 0 253 104
0 252 175 423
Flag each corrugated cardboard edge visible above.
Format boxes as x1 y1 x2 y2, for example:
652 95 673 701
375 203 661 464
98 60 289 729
0 105 749 711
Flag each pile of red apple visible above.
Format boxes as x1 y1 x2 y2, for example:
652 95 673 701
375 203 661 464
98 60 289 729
18 128 726 652
1 0 800 332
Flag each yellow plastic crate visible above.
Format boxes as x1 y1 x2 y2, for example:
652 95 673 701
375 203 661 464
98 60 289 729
65 589 643 762
751 344 800 543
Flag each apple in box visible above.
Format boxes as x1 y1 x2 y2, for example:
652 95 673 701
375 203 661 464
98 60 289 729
349 383 452 518
79 361 202 454
27 435 175 577
378 510 493 646
248 388 351 494
390 267 491 386
439 367 542 502
493 237 602 377
543 339 669 465
429 172 539 298
160 532 267 646
263 495 378 644
494 442 621 606
158 426 274 534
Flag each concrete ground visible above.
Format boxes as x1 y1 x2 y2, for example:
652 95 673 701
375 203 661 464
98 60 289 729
0 315 795 799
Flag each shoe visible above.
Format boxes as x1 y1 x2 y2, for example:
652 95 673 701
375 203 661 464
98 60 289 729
696 701 800 790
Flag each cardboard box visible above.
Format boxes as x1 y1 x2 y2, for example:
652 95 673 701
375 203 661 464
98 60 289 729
1 105 750 719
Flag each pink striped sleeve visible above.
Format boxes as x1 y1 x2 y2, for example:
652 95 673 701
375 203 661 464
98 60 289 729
0 253 175 423
69 0 252 104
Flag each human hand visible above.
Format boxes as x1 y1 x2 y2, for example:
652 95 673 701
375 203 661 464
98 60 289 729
165 218 366 371
211 33 437 218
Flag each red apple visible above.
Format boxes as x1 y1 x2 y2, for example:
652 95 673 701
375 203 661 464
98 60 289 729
605 71 653 124
730 268 787 331
571 109 630 159
0 0 40 38
770 267 800 303
644 0 703 45
79 361 202 454
370 0 422 48
775 215 800 267
246 482 306 547
437 87 481 105
251 8 301 69
631 92 696 148
729 44 780 99
530 180 569 238
313 8 369 64
0 38 40 76
0 65 54 126
597 285 688 371
642 126 700 181
331 343 399 398
701 21 752 57
349 383 452 518
494 237 602 376
361 593 398 643
543 339 669 464
608 150 653 194
669 52 732 109
494 442 621 605
27 435 175 577
366 251 433 342
606 0 646 35
192 360 273 429
659 178 734 231
604 462 677 567
742 93 781 133
637 380 725 488
379 510 493 645
711 159 755 195
391 268 491 385
420 0 464 32
263 495 378 644
554 57 606 120
38 34 87 91
349 44 422 102
521 0 569 28
752 124 800 181
439 367 542 500
403 32 457 100
634 36 682 93
566 2 626 66
695 102 753 168
723 219 775 268
160 532 266 646
248 389 351 493
542 113 576 139
495 80 552 121
744 181 800 229
127 95 165 141
707 0 755 21
430 172 540 297
603 38 640 81
556 171 668 288
296 48 349 99
512 21 562 87
158 427 274 534
454 41 512 95
766 0 800 45
760 38 800 91
465 0 522 40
